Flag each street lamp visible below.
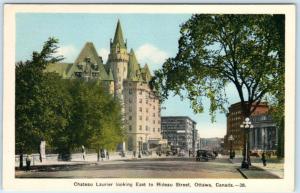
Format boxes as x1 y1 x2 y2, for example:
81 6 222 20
138 141 142 158
240 117 254 169
228 135 234 159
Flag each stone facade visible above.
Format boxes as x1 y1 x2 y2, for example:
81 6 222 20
45 20 164 151
249 114 277 152
224 102 270 152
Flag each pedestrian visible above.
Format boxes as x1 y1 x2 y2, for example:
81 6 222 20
100 149 105 161
81 145 86 160
25 155 31 171
133 151 136 158
261 152 267 166
106 151 109 160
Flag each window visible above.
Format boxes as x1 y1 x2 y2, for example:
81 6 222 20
139 90 142 95
146 126 148 131
129 107 132 112
153 128 155 132
158 128 160 132
153 120 155 124
129 89 132 94
139 116 142 120
153 113 155 117
75 72 82 77
139 99 142 103
153 106 155 110
129 98 132 103
139 125 142 131
139 107 142 112
129 116 132 120
146 100 148 104
129 125 132 131
146 116 149 121
146 108 148 113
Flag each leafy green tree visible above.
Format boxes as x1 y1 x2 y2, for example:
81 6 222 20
151 14 284 121
16 37 64 166
67 80 125 160
16 37 125 163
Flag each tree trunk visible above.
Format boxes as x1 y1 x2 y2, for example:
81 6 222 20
19 153 23 168
97 150 100 162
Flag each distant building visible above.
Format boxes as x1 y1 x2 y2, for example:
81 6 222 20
224 102 269 152
161 116 197 151
199 138 224 151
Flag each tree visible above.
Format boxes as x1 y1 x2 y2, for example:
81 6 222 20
16 37 64 166
151 14 284 121
16 37 125 163
67 80 124 161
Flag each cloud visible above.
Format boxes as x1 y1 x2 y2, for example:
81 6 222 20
98 48 110 64
56 45 77 62
135 44 169 71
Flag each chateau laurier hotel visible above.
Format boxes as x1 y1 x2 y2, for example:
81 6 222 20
46 20 166 151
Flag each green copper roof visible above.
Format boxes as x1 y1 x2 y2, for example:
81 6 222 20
127 49 142 81
107 68 114 81
68 42 109 80
112 20 126 49
141 63 152 82
45 63 73 78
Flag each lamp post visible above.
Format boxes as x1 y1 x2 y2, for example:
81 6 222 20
138 140 142 158
228 135 234 159
240 117 254 169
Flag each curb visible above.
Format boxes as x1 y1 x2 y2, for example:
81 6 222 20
236 168 248 179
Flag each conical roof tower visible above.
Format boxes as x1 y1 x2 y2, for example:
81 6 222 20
111 19 127 49
142 63 152 82
127 49 142 81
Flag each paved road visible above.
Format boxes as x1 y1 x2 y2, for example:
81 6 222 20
16 157 244 178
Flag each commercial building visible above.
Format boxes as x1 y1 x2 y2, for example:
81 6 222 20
45 20 165 151
161 116 197 152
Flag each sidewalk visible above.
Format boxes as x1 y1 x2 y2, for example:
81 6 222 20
16 153 169 171
229 157 283 179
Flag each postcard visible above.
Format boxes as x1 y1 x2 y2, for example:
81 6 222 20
2 4 295 192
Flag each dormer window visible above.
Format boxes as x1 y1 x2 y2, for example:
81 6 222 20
85 57 91 63
77 63 83 70
75 72 82 78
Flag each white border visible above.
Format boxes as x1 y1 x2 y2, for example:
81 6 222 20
2 4 296 192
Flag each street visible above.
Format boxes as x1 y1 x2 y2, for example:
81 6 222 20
16 157 244 178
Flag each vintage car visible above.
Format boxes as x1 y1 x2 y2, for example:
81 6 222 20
196 150 216 161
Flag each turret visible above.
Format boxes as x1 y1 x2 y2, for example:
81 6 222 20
127 48 142 81
107 20 129 99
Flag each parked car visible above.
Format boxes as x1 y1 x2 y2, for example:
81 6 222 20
196 150 216 161
196 150 209 161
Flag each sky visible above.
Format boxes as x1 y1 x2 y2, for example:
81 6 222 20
16 13 242 138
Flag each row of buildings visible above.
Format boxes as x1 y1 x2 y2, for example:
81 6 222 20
46 20 278 154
